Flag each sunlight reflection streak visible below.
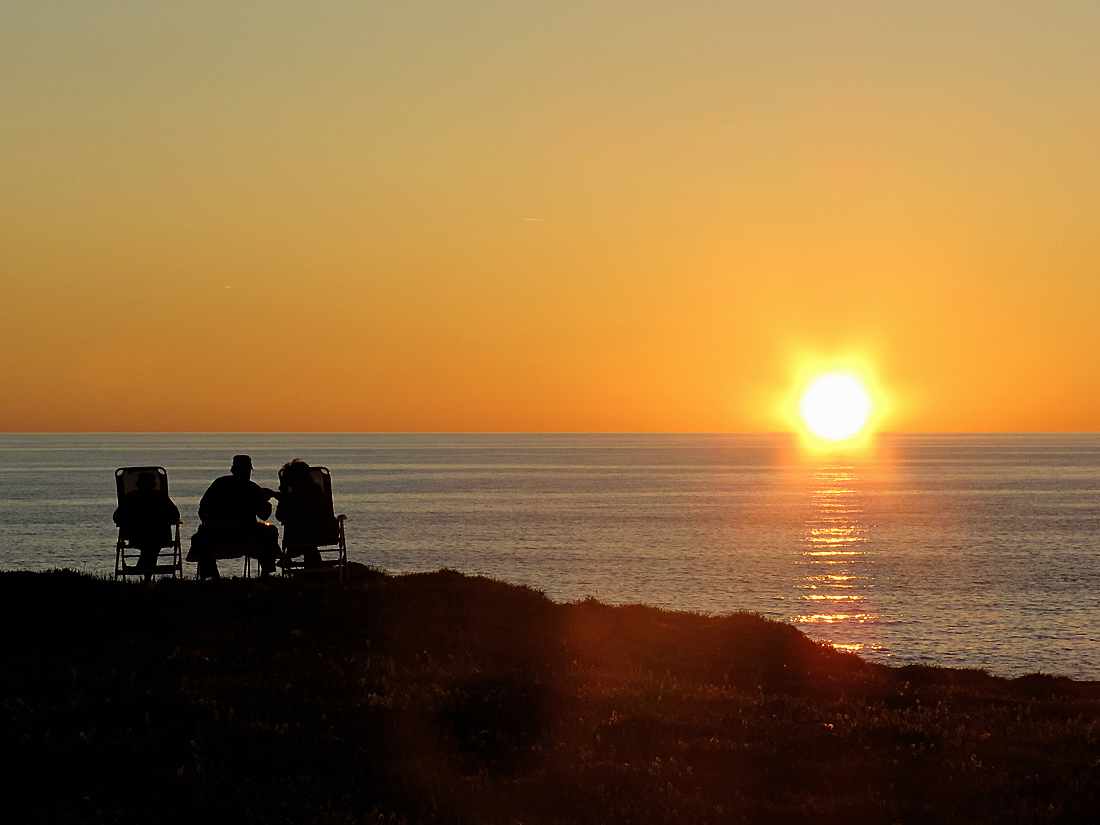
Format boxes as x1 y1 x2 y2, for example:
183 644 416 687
794 462 880 644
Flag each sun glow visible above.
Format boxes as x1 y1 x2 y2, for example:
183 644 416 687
799 372 873 441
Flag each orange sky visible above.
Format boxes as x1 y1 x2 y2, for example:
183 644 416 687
3 2 1099 432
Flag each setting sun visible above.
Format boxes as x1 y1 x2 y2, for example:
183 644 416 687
799 372 873 441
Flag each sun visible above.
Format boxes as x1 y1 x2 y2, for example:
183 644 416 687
799 371 873 441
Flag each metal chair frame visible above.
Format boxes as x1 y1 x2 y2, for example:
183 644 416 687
277 466 349 583
114 466 183 582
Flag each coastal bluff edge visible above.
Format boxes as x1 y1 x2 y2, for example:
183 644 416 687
4 568 1100 824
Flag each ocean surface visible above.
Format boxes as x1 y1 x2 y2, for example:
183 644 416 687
1 433 1098 679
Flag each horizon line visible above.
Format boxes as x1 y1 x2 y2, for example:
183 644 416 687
2 431 1098 437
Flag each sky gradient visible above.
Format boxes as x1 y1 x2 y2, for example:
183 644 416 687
3 2 1099 432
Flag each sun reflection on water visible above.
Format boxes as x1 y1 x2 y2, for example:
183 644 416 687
792 465 880 653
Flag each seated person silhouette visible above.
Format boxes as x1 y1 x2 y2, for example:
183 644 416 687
275 458 332 570
189 454 280 580
113 471 180 583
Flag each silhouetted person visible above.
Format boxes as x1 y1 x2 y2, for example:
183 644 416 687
190 455 279 579
113 471 180 583
275 458 333 569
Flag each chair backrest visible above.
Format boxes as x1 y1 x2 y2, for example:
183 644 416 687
278 465 333 501
278 465 338 544
115 466 169 505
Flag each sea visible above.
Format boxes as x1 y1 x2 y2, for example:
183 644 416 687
1 433 1098 680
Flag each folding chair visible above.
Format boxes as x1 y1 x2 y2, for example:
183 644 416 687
277 466 348 582
114 466 183 581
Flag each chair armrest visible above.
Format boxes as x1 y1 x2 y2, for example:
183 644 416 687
336 514 347 521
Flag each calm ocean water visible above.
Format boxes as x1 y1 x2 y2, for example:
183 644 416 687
1 433 1098 679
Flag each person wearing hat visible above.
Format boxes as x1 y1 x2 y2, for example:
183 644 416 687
189 454 280 579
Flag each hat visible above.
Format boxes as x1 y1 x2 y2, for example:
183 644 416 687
232 454 253 470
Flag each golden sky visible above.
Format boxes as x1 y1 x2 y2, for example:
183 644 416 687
3 2 1099 432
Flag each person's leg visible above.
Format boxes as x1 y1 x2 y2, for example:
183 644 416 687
255 523 280 577
136 546 159 583
190 527 221 580
196 549 221 580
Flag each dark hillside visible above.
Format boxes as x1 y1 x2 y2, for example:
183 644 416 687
4 569 1100 824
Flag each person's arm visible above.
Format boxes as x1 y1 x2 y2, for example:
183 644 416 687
198 483 215 524
250 482 273 521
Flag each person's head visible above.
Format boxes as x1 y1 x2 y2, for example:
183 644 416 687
280 458 311 489
231 454 253 479
136 472 156 491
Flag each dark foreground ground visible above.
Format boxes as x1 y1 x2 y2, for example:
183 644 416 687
4 569 1100 824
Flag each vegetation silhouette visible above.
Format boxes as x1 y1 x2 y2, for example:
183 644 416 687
4 568 1100 824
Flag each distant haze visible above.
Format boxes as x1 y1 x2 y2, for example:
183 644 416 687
3 2 1099 432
